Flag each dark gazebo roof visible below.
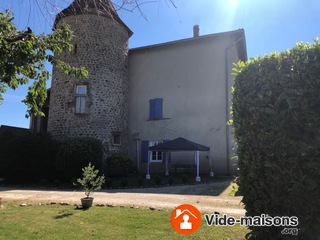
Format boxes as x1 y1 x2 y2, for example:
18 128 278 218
149 137 210 152
54 0 133 36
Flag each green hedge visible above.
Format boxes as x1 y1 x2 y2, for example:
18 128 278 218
232 40 320 239
0 130 56 183
55 137 103 182
105 153 133 177
0 130 103 184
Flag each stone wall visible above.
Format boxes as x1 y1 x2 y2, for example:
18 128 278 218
48 14 129 156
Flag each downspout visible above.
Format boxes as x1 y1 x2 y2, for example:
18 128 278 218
224 36 243 175
136 140 140 172
133 133 140 172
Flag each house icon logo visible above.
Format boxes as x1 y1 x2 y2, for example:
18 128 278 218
171 204 201 234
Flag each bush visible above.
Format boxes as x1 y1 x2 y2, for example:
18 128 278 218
232 40 320 239
154 175 162 185
106 153 133 177
137 175 145 187
55 138 103 182
105 177 113 188
182 175 188 184
120 178 129 188
74 163 105 198
168 177 175 185
0 130 56 183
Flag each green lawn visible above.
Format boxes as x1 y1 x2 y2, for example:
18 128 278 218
0 202 248 240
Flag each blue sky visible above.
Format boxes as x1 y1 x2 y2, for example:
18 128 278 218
1 0 320 128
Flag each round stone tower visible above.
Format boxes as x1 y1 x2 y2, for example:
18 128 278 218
47 0 133 154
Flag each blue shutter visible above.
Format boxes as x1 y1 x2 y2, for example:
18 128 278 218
149 98 163 120
149 99 156 119
141 140 149 163
154 98 163 119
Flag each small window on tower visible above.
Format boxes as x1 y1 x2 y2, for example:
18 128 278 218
75 85 87 114
112 132 121 145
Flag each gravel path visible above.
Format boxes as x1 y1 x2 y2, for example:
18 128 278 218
0 181 245 217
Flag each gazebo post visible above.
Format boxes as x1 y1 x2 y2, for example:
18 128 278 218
165 151 169 176
195 151 201 182
148 138 210 182
208 152 214 177
146 150 151 179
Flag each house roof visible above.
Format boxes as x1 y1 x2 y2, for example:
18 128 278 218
129 29 247 62
149 137 210 152
53 0 133 37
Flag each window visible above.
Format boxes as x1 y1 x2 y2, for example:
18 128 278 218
75 85 87 114
149 98 163 120
112 132 121 145
141 140 170 163
149 141 163 162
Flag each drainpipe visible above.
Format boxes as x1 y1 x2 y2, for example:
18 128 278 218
133 133 140 172
224 36 243 175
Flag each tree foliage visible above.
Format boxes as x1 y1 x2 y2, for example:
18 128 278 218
232 40 320 239
75 163 105 198
1 1 177 117
0 10 88 117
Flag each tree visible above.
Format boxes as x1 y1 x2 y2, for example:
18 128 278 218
74 162 105 199
0 10 88 117
1 0 177 117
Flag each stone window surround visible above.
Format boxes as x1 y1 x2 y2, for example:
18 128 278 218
112 131 122 146
75 84 88 114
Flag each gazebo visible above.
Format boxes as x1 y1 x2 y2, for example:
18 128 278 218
147 137 212 182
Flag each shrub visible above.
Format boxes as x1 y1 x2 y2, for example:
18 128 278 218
154 175 162 185
137 175 145 187
0 130 56 183
232 40 320 239
106 153 133 177
55 138 103 182
120 178 129 188
168 177 175 185
105 177 113 188
74 163 105 198
182 175 188 184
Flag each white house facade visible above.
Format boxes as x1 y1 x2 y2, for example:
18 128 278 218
30 0 247 175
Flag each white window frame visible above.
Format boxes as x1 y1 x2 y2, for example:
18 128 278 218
75 85 87 114
149 141 163 162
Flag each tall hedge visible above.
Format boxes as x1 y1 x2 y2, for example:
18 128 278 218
0 130 56 183
232 40 320 239
54 137 103 182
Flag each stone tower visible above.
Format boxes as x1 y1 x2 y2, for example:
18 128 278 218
47 0 133 154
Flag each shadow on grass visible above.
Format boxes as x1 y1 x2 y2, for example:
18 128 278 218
74 205 90 211
54 211 73 219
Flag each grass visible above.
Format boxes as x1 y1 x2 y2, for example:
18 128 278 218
0 201 248 240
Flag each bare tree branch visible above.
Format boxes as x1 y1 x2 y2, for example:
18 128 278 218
13 0 178 25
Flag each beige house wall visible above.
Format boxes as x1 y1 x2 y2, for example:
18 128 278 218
127 30 246 175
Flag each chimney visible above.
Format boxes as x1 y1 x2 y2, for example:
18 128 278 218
193 25 200 38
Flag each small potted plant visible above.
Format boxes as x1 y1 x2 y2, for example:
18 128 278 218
74 163 105 208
